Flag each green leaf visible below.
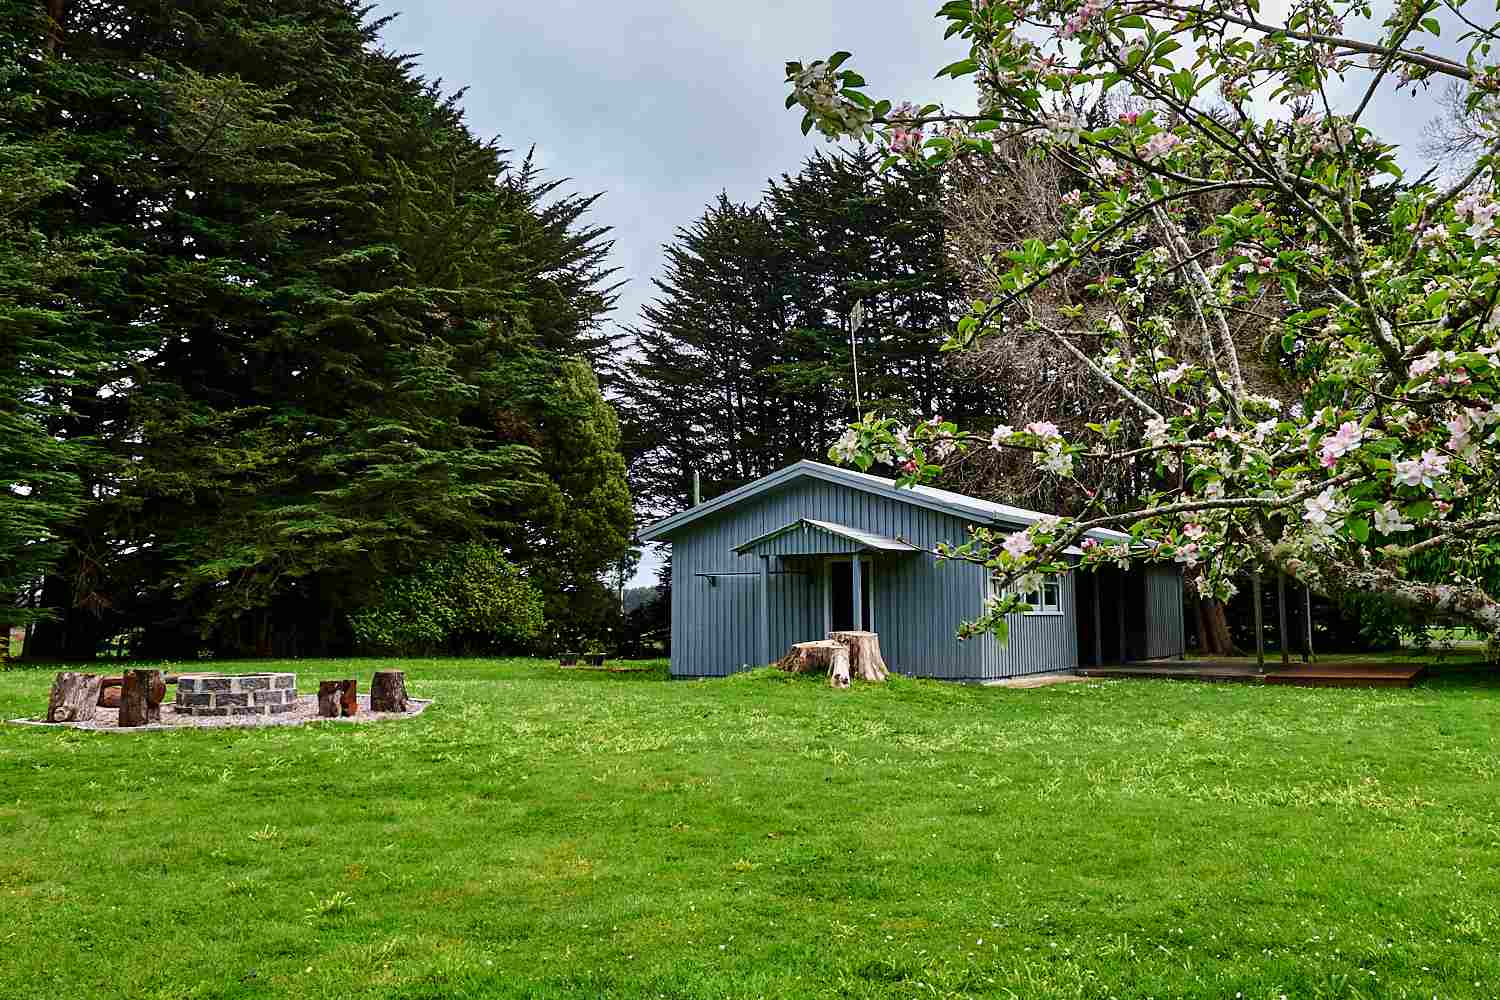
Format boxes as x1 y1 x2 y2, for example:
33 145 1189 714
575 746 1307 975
1347 517 1370 543
935 57 978 78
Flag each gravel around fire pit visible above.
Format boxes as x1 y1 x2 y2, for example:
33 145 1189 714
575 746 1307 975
9 692 432 732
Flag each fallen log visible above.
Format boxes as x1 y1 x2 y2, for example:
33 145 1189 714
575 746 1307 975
369 670 409 713
775 639 852 689
119 669 165 727
317 679 358 718
47 672 103 723
829 630 890 682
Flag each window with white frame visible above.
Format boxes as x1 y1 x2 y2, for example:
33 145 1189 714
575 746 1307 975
988 571 1063 615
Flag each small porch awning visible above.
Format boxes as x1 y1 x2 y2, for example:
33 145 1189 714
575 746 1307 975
732 518 920 557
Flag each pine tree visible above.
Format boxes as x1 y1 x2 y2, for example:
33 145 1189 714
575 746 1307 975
617 148 986 519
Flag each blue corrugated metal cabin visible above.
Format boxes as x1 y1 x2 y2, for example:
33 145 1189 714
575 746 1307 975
639 460 1185 680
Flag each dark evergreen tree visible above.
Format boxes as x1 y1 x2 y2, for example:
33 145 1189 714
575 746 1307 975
616 148 988 520
4 0 629 657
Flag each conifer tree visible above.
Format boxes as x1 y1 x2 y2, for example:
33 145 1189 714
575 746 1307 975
3 0 629 656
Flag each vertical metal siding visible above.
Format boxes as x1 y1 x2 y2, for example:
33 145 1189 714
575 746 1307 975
666 477 1083 679
1144 565 1186 659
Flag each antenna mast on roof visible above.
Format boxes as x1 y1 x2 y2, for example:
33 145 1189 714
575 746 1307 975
849 300 865 414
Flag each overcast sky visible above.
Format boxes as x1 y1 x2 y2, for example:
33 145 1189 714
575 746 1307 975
375 2 1459 586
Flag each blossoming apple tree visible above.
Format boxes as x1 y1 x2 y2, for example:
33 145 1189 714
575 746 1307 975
786 0 1500 643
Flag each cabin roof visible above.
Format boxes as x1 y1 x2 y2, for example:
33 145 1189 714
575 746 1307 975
639 460 1132 544
731 518 921 556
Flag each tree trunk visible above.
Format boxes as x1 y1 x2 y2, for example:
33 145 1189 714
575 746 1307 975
24 573 105 661
370 671 408 712
829 630 890 682
119 669 164 727
46 672 101 723
775 640 851 689
46 0 66 54
1196 598 1238 655
317 679 358 717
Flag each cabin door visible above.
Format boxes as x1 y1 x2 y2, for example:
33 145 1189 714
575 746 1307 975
827 558 872 632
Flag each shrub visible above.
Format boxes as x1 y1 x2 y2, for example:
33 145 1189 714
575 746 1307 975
349 545 545 655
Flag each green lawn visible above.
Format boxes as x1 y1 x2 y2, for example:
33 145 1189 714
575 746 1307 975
2 658 1499 999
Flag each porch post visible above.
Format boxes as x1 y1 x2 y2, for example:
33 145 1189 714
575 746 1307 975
1277 572 1290 668
758 556 771 666
850 555 864 632
1252 569 1265 673
1117 571 1127 664
1092 572 1103 666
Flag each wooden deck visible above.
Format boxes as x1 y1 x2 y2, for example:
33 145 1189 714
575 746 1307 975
1079 659 1426 688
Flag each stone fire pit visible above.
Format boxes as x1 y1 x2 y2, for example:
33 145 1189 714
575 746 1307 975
175 672 297 717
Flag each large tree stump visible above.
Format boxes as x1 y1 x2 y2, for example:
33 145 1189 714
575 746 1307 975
829 631 890 682
99 673 178 708
119 669 165 727
46 672 102 723
369 670 409 713
317 679 358 718
775 640 852 689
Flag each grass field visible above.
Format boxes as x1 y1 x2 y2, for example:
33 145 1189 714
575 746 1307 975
3 658 1500 999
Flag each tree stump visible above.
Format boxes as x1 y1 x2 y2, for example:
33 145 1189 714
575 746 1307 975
98 685 121 709
370 670 409 713
119 669 165 727
829 631 890 682
317 679 358 717
46 672 102 723
775 640 852 689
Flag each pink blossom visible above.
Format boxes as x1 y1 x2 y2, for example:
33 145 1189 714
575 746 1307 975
1182 523 1207 540
1145 416 1169 447
1393 449 1449 488
1141 132 1180 162
1002 531 1035 559
1446 412 1474 453
1373 503 1414 534
1409 351 1442 376
1025 420 1061 440
1303 486 1340 524
1318 421 1363 467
